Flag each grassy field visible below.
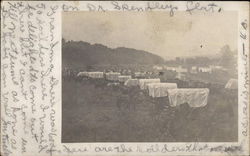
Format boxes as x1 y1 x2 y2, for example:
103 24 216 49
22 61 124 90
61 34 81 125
62 78 238 142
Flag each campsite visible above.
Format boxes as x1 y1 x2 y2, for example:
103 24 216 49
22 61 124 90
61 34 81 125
62 66 238 142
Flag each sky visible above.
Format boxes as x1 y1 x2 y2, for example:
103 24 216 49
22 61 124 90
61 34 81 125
62 11 237 59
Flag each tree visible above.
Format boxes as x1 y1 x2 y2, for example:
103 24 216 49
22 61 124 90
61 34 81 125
62 38 66 45
219 45 236 70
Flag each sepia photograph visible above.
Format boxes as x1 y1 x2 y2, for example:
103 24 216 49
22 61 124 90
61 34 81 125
61 11 238 143
1 1 249 156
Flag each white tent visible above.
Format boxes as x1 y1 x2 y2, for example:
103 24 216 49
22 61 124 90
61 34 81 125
147 83 177 98
77 71 89 77
225 79 238 89
168 88 209 107
139 79 160 90
88 72 104 78
118 75 132 82
124 79 139 86
106 72 121 81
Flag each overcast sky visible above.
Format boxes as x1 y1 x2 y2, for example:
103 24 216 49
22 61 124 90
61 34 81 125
62 11 237 59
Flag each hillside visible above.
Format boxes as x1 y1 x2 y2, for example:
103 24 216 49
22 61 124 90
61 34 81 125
62 40 164 68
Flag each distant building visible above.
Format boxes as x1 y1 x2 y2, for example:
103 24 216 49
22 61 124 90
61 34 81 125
190 66 198 74
198 67 212 73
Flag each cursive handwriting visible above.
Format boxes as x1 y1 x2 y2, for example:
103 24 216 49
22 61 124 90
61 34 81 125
186 1 221 15
111 1 178 17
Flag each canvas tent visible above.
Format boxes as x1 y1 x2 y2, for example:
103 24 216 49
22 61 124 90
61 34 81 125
168 88 209 107
106 72 121 81
225 79 238 89
118 75 132 82
124 79 139 86
147 83 177 98
139 79 161 90
87 72 104 78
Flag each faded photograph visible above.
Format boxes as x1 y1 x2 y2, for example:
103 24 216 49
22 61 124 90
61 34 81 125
62 12 238 142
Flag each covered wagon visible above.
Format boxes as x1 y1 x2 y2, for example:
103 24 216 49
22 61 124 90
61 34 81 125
225 79 238 89
77 71 89 77
118 75 132 82
168 88 209 107
124 79 139 87
105 72 121 81
134 72 146 78
147 83 177 98
139 78 160 90
87 72 104 78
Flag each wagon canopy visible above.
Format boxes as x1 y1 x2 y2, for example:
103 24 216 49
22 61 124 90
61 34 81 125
88 72 104 78
107 82 120 87
139 79 161 90
106 72 121 81
168 88 209 107
225 79 238 89
134 72 146 78
77 71 89 77
147 83 177 98
118 75 132 82
124 79 139 86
